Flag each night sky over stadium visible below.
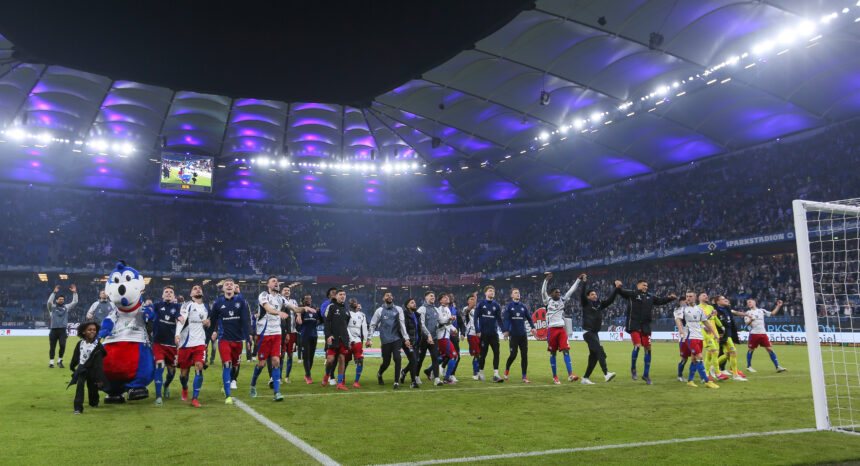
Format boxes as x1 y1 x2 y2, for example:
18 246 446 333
0 0 532 104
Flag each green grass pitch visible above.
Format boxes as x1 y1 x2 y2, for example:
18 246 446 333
162 168 212 187
2 337 860 465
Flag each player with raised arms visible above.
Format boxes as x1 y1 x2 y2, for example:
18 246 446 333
542 273 582 384
578 274 618 385
737 298 786 373
615 279 677 385
682 297 720 389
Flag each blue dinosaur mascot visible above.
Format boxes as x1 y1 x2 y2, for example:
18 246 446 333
97 261 155 403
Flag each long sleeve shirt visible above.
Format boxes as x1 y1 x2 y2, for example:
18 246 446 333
503 301 534 336
541 279 580 329
369 304 408 344
152 301 181 346
323 301 350 346
579 284 618 333
475 299 503 335
210 295 250 343
617 287 675 333
435 305 456 340
347 310 369 344
176 301 209 348
86 300 116 324
47 292 78 328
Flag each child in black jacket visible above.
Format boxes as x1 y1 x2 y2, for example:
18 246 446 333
68 322 106 414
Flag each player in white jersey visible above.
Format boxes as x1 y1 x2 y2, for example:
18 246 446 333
674 291 697 382
347 299 369 388
463 294 481 380
541 273 583 384
737 298 786 373
681 301 720 389
174 284 210 407
250 276 289 401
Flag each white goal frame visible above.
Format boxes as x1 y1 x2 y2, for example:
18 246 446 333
793 199 860 433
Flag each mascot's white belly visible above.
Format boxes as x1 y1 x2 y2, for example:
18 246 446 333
104 308 150 344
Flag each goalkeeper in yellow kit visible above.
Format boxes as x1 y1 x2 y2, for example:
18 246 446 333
697 293 725 380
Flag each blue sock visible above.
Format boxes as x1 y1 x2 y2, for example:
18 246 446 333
192 370 202 399
355 363 363 383
563 353 572 375
272 368 281 393
286 359 293 377
550 356 557 377
631 347 640 370
472 359 479 375
165 370 175 387
445 359 456 378
337 374 344 384
522 372 527 379
180 375 188 390
697 361 709 382
688 361 696 381
769 352 779 368
154 366 164 397
678 360 687 378
747 351 753 368
222 367 231 396
643 352 651 377
251 365 262 387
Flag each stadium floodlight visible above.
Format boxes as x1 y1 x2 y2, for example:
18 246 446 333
37 133 51 144
7 128 26 141
560 125 568 134
776 29 796 44
90 139 109 151
793 198 860 433
798 20 816 36
821 12 838 23
411 161 418 170
121 142 134 154
574 119 584 129
590 112 603 123
279 158 288 168
382 163 392 173
752 40 774 55
539 131 549 141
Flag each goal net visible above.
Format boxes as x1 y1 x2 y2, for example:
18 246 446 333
793 198 860 433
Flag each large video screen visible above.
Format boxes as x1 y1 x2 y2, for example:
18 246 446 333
159 152 213 193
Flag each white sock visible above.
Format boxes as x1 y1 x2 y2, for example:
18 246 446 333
50 359 54 364
493 369 499 377
58 358 62 363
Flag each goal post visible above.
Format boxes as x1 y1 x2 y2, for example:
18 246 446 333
793 198 860 433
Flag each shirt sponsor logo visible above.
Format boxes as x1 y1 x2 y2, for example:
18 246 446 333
531 308 548 341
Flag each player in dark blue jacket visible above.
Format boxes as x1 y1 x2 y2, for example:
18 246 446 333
150 285 182 405
209 279 250 404
503 288 534 383
296 294 320 384
319 287 338 383
475 285 504 382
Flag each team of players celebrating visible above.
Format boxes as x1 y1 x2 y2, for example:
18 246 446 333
118 272 788 406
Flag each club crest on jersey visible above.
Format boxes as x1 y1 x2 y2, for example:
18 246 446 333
235 303 240 308
229 310 234 316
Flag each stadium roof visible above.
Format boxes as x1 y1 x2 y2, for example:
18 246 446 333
0 0 858 209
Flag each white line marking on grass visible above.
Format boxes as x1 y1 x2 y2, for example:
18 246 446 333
234 398 340 466
375 428 818 465
274 374 806 398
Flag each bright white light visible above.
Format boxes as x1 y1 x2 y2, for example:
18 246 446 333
590 112 603 123
91 140 108 151
259 157 269 166
726 55 740 65
539 131 549 140
560 125 568 134
776 29 795 44
7 128 25 141
842 7 850 13
121 142 134 153
344 163 352 171
672 81 679 88
383 163 392 173
821 12 838 23
411 161 418 170
574 120 584 129
752 40 774 55
37 133 51 143
250 158 256 165
279 159 288 167
656 86 668 96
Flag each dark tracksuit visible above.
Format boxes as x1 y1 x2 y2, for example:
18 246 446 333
617 288 676 340
503 301 534 377
298 309 319 378
324 302 350 356
401 309 422 384
580 285 618 378
475 299 504 371
716 305 740 370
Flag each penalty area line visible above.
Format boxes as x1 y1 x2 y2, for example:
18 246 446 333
233 397 340 466
375 428 818 465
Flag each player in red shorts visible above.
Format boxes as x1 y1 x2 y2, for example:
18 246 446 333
174 284 210 407
462 294 481 380
324 290 352 390
346 298 369 388
542 273 583 384
673 291 697 382
681 300 719 389
150 286 181 405
737 298 786 373
279 286 299 384
250 276 293 401
435 293 460 384
209 279 250 404
615 280 677 385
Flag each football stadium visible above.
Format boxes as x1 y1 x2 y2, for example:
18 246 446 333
1 1 860 464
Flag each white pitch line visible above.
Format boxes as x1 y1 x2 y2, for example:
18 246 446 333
271 373 807 398
234 398 340 466
375 428 819 466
